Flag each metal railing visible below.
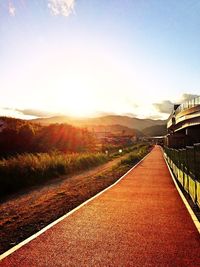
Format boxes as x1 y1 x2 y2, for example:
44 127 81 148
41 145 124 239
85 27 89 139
167 96 200 129
164 144 200 208
175 96 200 116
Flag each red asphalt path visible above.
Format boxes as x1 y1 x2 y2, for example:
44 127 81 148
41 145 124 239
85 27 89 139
0 146 200 266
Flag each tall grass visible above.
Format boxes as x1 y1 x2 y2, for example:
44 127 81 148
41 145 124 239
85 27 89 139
110 142 150 157
120 145 150 166
0 152 108 196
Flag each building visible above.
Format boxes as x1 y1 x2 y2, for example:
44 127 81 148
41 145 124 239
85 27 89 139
166 96 200 148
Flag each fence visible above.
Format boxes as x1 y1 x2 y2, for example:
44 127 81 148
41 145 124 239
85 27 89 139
164 144 200 209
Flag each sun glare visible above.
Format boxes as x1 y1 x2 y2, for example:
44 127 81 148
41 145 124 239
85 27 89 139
56 85 97 118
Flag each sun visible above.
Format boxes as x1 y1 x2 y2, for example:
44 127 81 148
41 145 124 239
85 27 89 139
55 84 97 118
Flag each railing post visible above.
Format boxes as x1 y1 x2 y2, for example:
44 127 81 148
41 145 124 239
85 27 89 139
194 144 197 204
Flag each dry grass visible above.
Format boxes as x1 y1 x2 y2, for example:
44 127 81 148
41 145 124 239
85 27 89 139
0 152 108 197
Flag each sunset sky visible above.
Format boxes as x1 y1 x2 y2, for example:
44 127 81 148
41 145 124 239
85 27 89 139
0 0 200 120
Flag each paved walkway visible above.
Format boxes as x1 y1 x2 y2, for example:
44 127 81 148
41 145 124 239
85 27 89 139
1 146 200 266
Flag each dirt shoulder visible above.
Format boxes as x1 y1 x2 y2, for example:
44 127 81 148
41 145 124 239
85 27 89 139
0 152 140 254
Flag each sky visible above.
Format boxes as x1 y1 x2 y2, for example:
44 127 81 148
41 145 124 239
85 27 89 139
0 0 200 120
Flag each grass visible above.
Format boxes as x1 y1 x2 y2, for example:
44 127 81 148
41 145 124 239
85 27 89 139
120 144 149 166
0 152 108 197
111 143 146 158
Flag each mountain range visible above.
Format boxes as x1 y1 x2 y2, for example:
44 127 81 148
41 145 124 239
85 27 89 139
0 115 167 136
32 115 167 136
32 115 164 130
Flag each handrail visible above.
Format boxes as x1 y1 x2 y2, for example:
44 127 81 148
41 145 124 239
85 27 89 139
167 96 200 128
175 96 200 116
164 144 200 209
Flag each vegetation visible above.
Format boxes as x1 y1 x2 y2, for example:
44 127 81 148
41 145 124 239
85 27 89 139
120 144 150 165
0 117 97 157
109 143 146 157
0 152 108 197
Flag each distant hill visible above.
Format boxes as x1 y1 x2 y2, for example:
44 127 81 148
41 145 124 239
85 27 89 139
32 115 166 131
32 116 72 125
86 124 143 137
142 124 167 137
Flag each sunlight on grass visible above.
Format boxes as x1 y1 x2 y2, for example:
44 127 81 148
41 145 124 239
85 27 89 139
0 152 108 196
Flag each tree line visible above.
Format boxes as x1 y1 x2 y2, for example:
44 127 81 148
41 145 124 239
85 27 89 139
0 118 97 157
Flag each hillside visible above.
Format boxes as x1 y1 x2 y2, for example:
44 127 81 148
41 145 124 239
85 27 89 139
86 124 143 136
32 116 72 125
0 116 37 131
32 115 166 131
143 124 167 137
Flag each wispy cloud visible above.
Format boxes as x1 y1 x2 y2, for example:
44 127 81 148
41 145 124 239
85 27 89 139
8 1 15 16
15 108 55 118
153 100 174 114
48 0 75 16
5 0 76 17
1 107 58 118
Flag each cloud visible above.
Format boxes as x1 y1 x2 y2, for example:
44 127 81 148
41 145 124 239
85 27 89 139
153 93 199 114
179 93 199 103
8 1 15 16
1 107 67 119
124 97 139 109
48 0 75 16
153 100 174 114
15 108 56 117
5 0 75 17
2 107 13 111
